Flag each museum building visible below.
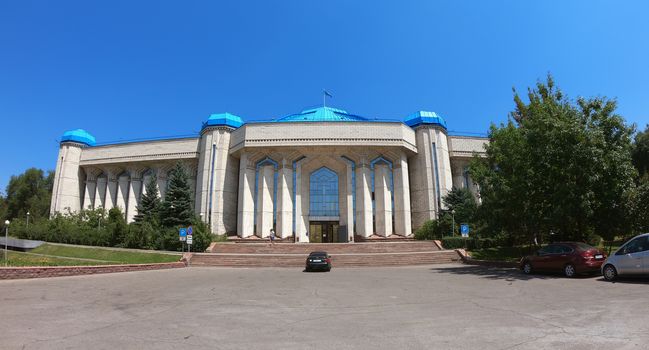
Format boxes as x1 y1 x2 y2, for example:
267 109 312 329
50 106 487 243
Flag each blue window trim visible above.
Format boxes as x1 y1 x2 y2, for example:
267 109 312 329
431 142 442 210
292 156 307 236
341 156 356 233
370 156 394 233
309 167 340 217
207 142 217 227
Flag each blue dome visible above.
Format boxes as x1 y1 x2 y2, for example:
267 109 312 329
204 113 244 129
404 111 447 129
275 107 368 122
61 129 96 146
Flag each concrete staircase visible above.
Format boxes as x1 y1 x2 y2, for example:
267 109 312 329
189 241 461 267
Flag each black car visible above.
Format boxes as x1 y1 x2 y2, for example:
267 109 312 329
305 251 331 272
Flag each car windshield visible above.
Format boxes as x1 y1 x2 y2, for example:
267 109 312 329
309 252 327 257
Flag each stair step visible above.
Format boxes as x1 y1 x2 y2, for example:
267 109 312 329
190 250 460 267
208 241 441 254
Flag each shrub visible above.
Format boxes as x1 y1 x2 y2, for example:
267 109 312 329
414 220 440 240
440 236 502 250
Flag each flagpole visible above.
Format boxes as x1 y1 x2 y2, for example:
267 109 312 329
323 90 326 108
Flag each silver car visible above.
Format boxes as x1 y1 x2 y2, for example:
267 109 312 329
602 233 649 281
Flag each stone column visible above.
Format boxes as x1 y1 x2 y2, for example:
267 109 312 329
126 172 143 223
106 172 119 209
50 142 83 215
394 153 412 236
294 159 308 242
276 159 293 239
355 158 373 238
156 168 168 200
195 128 238 235
83 180 96 210
237 153 256 238
95 176 107 210
256 165 275 238
375 164 393 237
117 174 129 214
345 160 354 242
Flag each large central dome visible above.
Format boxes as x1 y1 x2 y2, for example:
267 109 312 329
275 107 369 122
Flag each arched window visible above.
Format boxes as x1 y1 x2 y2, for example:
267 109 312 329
310 167 339 217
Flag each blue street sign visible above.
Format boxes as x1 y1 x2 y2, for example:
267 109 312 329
460 224 470 237
187 226 193 236
179 228 187 241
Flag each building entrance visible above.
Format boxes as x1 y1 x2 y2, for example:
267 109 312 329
309 221 341 243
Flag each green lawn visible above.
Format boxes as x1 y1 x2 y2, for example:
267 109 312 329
1 243 180 267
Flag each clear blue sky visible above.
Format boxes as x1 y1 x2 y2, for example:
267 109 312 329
1 1 648 192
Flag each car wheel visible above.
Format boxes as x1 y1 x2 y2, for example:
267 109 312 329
326 267 331 272
564 264 576 278
522 261 533 274
603 265 617 281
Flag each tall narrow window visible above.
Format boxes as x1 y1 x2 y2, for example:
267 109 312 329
431 142 442 209
309 167 339 217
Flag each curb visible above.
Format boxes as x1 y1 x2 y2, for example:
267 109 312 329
0 261 186 280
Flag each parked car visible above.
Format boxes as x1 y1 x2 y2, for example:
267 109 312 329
305 251 331 272
521 242 606 277
602 233 649 281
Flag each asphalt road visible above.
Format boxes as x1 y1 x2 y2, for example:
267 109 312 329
0 265 647 350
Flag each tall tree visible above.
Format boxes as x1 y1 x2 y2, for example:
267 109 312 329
0 194 7 221
470 75 635 244
134 174 161 223
443 187 478 224
159 162 194 227
4 168 54 220
632 125 649 180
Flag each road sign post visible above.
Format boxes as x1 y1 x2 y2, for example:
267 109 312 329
460 224 470 238
460 224 470 250
186 226 193 253
179 227 187 253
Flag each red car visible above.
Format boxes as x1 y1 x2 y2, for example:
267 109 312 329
521 242 607 277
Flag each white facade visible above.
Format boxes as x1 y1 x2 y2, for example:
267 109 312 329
50 107 487 242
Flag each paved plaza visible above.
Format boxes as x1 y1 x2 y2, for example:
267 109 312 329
0 265 647 350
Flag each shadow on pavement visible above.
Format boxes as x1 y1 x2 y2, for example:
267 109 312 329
595 276 649 285
429 264 583 281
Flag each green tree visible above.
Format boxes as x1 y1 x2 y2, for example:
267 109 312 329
632 125 649 180
106 207 128 246
442 187 477 231
470 75 635 245
0 194 7 221
134 174 161 223
159 162 194 227
631 180 649 233
4 168 54 220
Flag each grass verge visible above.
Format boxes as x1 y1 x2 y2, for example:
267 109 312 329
1 243 180 267
468 246 531 262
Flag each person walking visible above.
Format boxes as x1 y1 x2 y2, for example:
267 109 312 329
269 228 276 246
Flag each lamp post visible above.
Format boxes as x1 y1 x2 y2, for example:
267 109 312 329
451 209 455 237
97 205 104 231
4 220 9 267
26 211 30 230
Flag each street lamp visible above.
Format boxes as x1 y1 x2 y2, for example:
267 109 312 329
26 211 30 230
97 206 103 230
451 209 456 237
4 220 9 267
